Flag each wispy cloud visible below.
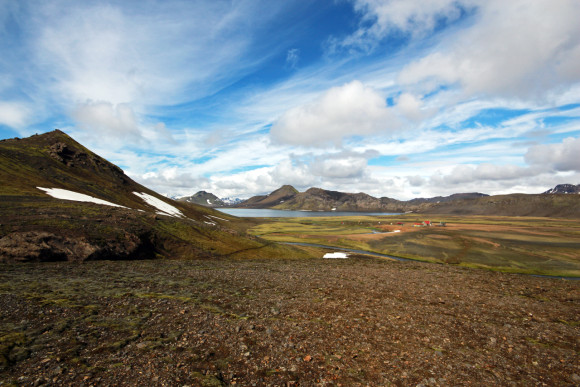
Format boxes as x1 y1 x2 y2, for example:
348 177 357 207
285 48 300 69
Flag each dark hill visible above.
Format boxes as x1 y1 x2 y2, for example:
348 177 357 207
274 187 389 212
0 130 311 262
543 184 580 194
236 185 298 208
178 191 224 207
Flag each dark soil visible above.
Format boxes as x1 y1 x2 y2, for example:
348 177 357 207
1 257 578 386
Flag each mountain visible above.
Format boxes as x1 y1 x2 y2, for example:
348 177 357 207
178 191 225 207
237 185 580 217
0 130 311 262
273 187 389 212
236 185 299 209
543 184 580 194
221 196 243 206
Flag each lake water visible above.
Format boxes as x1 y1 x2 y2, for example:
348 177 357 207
216 208 400 218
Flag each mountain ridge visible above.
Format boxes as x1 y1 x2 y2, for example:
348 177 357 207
234 184 580 217
177 191 225 207
543 184 580 194
236 184 299 209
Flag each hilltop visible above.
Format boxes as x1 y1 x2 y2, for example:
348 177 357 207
0 130 311 262
236 185 299 209
177 191 225 207
543 184 580 194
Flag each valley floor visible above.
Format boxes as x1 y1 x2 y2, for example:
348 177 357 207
250 215 580 277
1 257 579 386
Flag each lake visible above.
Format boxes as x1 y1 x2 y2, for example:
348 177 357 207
216 208 400 218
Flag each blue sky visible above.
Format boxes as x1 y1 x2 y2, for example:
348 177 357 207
1 0 579 200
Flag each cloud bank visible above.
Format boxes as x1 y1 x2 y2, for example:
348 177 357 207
0 0 579 201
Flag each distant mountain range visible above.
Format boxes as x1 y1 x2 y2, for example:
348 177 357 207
179 183 580 210
176 191 243 207
228 184 580 218
0 130 308 262
234 186 489 213
178 191 225 207
235 185 299 209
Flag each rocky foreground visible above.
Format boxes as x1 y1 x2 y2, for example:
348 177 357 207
0 257 578 386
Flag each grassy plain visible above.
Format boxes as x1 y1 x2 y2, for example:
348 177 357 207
249 214 580 277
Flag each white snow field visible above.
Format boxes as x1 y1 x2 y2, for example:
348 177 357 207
133 192 184 217
323 252 349 259
206 215 229 222
38 187 126 208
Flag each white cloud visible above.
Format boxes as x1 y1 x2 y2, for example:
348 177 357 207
396 92 430 122
269 160 317 190
430 163 541 186
525 137 580 172
309 150 377 179
286 48 300 69
407 175 425 187
398 0 580 100
311 156 367 179
72 101 141 141
0 101 32 128
32 1 267 107
337 0 473 52
270 80 398 146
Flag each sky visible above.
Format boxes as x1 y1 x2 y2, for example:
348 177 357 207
1 0 580 200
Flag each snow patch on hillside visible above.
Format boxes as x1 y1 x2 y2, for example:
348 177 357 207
323 252 349 259
133 192 184 217
38 187 127 208
206 215 229 222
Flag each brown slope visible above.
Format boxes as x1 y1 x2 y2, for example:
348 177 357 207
274 187 389 212
0 130 312 262
236 185 298 208
1 130 175 210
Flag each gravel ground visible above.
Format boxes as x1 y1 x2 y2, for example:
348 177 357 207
0 256 578 386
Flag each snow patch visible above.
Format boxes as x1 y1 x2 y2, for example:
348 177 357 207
38 187 126 208
207 199 212 204
206 215 229 222
323 252 349 259
133 192 184 217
